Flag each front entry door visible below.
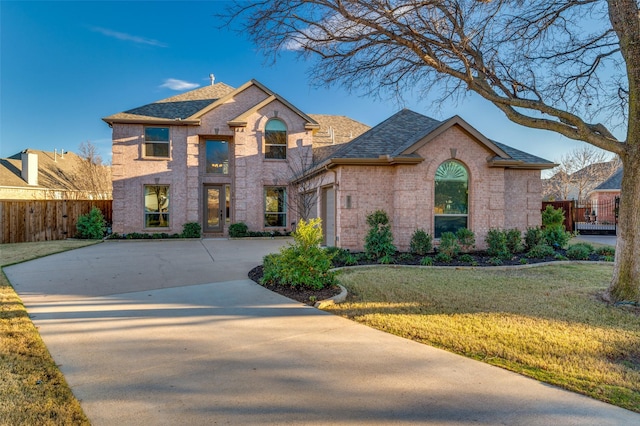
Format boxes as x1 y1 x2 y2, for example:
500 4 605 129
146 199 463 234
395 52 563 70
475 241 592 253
204 186 223 233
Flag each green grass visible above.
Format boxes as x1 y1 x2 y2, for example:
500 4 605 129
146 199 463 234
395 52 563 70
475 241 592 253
326 264 640 413
1 240 97 425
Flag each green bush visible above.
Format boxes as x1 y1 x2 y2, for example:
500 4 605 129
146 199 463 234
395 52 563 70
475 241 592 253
181 222 201 238
434 252 452 263
542 205 565 229
261 218 336 290
397 253 414 262
379 254 395 264
566 243 594 260
485 229 510 259
364 210 397 260
76 207 106 239
505 229 524 254
459 253 474 263
526 243 555 259
455 228 475 252
524 227 546 251
487 257 503 266
596 246 615 257
409 229 433 256
544 226 571 249
420 256 434 266
229 222 249 238
438 232 460 258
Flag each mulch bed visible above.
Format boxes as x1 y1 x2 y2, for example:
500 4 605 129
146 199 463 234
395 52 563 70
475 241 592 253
249 249 610 306
248 265 342 305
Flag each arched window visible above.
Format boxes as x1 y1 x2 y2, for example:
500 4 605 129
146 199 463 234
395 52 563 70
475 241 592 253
434 160 469 238
264 119 287 159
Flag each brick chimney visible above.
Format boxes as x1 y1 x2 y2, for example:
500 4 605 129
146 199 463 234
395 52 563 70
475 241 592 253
21 151 38 186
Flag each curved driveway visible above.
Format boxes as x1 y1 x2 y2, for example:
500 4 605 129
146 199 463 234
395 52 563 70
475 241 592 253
5 239 638 425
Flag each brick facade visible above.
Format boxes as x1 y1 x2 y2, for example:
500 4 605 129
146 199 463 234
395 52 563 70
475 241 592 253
106 80 550 245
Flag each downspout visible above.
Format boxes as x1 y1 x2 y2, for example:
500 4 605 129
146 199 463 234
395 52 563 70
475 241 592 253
325 164 339 245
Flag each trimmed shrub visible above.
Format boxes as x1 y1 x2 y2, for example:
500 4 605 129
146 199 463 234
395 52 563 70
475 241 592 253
524 227 546 251
505 229 524 254
438 232 460 258
181 222 201 238
76 207 106 239
596 246 615 257
365 210 397 260
261 218 336 290
434 252 452 263
229 222 248 238
485 229 510 259
566 243 594 260
455 228 476 252
544 226 571 249
420 256 434 266
458 253 474 263
410 229 433 256
526 243 555 259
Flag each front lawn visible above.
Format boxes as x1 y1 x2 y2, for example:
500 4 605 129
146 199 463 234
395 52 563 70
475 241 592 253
324 264 640 413
1 240 95 425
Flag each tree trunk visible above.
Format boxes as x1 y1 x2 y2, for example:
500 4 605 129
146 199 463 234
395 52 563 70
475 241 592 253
609 153 640 303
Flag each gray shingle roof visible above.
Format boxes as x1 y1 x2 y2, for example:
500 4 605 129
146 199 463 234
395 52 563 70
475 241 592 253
490 140 554 165
594 168 623 190
312 109 555 169
319 109 441 161
104 83 236 122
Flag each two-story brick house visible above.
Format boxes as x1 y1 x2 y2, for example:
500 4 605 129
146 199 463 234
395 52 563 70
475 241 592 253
104 79 555 250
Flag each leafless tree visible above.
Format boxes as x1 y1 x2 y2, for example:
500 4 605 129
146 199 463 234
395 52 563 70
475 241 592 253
223 0 640 302
544 146 621 203
73 141 112 199
273 144 327 225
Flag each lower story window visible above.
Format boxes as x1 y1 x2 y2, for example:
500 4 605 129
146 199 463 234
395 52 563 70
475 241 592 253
265 187 287 227
144 185 170 228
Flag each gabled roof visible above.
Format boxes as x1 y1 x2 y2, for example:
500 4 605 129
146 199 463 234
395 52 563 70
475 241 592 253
308 109 555 171
102 83 236 125
593 168 623 191
102 79 320 130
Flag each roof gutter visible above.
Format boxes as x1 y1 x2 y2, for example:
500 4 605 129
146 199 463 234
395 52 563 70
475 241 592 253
102 118 201 126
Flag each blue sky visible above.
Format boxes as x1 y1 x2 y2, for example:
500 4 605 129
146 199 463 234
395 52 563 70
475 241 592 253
0 0 615 171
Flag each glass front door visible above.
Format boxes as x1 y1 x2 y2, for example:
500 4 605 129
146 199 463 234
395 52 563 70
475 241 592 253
204 186 223 233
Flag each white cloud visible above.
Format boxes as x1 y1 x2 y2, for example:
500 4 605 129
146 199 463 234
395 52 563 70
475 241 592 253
90 26 168 48
160 79 200 91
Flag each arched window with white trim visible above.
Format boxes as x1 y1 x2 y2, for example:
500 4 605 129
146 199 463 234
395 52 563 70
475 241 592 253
434 160 469 238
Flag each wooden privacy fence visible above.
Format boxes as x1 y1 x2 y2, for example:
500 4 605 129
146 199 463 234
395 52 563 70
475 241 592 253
0 200 112 244
542 200 575 232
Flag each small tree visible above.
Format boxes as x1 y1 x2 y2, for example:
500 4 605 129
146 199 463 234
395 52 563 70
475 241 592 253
364 210 396 260
76 207 106 239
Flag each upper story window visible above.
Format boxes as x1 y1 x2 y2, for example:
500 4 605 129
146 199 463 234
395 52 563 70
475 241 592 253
434 160 469 238
144 127 170 158
264 119 287 160
206 140 229 174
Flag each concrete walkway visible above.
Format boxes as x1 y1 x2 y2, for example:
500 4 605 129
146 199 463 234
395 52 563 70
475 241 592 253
5 239 638 425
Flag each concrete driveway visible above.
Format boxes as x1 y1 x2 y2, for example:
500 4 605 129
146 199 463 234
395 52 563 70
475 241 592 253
5 239 638 425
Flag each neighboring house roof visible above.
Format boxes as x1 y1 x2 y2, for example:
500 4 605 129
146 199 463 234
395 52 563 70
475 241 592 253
593 168 623 191
1 150 78 189
103 79 320 130
309 114 371 162
304 109 555 177
0 149 111 193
